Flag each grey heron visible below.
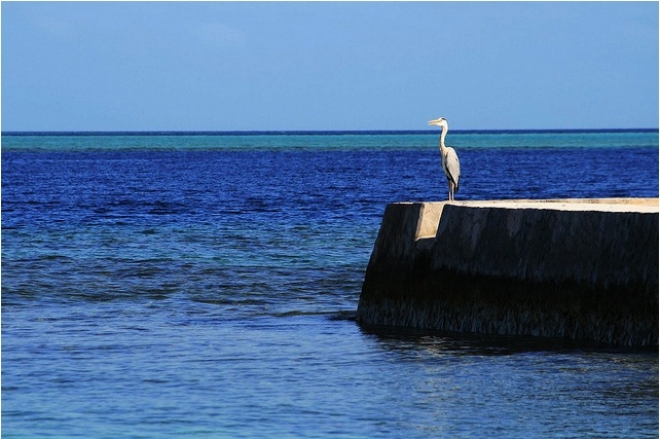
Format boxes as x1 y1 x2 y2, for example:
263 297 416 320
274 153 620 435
428 117 461 201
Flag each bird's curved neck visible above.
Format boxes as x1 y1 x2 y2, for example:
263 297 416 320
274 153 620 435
439 124 448 152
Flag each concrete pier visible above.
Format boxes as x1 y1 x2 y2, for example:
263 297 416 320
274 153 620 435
356 199 659 346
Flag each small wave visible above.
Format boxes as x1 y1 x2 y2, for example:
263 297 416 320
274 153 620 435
327 310 357 321
267 309 357 320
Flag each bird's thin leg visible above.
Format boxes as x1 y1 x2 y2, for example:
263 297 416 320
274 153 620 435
447 182 452 201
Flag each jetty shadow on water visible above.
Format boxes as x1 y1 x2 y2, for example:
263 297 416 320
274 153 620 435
358 323 660 357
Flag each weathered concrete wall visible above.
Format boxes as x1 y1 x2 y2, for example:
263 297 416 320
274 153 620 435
356 199 659 346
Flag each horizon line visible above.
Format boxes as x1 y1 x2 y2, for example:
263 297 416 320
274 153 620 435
2 128 658 136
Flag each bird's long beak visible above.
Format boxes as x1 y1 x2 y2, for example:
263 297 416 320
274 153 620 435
428 118 443 126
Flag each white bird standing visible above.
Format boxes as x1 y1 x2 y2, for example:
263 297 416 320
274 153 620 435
428 117 461 201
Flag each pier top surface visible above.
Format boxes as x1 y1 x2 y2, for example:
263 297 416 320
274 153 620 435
397 198 659 214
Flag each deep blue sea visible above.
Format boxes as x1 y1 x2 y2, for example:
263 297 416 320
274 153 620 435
2 131 659 438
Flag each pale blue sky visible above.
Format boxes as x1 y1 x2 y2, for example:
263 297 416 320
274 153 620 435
2 1 658 131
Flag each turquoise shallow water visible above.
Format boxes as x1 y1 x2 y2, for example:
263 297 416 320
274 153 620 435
2 131 658 438
2 129 656 151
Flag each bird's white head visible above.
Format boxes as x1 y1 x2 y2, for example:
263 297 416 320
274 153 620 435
428 117 448 128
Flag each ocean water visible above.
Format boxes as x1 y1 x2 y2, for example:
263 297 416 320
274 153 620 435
2 130 658 438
